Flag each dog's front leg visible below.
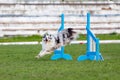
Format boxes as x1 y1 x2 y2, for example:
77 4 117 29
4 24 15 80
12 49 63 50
35 50 46 59
35 49 52 59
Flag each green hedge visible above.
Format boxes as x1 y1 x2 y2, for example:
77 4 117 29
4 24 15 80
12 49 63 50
78 34 120 40
0 35 42 42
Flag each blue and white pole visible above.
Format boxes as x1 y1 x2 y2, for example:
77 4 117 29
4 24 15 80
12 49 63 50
51 14 72 60
77 12 104 61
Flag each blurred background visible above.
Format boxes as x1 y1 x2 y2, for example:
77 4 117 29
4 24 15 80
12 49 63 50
0 0 120 37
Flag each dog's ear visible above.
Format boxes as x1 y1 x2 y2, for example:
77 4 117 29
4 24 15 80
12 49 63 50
43 33 47 38
43 34 46 38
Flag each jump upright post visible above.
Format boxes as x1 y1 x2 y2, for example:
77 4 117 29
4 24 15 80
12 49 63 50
77 12 104 61
51 14 73 60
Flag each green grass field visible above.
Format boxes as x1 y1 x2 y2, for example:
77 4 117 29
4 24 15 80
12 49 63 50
0 44 119 80
0 34 120 42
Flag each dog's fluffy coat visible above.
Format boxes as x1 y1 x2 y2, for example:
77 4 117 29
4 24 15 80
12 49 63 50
35 28 77 59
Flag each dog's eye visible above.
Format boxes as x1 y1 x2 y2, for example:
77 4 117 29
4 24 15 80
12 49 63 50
48 36 51 39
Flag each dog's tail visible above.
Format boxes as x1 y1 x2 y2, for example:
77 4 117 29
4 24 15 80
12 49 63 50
68 28 76 34
67 28 79 40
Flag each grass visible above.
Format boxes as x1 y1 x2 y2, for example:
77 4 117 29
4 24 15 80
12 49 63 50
0 44 120 80
0 34 120 42
0 35 42 42
78 34 120 40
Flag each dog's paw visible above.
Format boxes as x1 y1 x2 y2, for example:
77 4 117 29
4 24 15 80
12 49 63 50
35 55 40 59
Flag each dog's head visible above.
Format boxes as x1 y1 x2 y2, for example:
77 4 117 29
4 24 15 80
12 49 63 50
42 33 53 43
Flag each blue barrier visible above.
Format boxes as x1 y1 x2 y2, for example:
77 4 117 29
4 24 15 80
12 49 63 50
50 14 72 60
77 12 104 61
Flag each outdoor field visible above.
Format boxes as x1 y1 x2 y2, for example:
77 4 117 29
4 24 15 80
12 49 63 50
0 43 119 80
0 0 120 80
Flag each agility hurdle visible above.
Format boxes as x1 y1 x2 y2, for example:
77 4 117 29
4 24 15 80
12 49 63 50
50 12 104 61
77 12 104 61
51 14 73 60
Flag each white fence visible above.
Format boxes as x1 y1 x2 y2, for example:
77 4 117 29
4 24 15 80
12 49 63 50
0 2 120 37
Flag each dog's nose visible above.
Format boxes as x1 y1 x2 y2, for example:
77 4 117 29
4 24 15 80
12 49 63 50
44 38 48 42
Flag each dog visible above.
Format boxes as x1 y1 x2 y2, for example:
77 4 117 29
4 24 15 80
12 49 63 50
35 28 78 59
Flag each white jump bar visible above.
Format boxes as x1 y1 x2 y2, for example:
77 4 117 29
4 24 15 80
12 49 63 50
0 40 120 45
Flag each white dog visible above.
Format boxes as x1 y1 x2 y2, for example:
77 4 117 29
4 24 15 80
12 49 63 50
35 28 78 59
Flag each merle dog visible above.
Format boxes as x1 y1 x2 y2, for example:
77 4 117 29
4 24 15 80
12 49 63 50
35 28 78 59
